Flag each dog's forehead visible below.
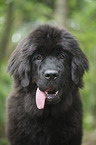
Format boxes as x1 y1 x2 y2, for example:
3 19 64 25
27 25 79 57
34 45 64 56
33 25 62 38
31 25 63 50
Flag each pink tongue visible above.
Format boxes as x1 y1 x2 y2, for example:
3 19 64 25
36 88 46 109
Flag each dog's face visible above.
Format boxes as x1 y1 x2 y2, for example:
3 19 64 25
7 25 88 109
31 48 71 105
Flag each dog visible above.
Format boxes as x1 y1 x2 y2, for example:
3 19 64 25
6 25 88 145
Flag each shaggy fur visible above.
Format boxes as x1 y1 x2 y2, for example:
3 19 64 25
6 25 88 145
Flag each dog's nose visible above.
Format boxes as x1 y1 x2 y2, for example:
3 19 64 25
44 70 58 80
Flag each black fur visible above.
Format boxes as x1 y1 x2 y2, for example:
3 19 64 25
6 25 88 145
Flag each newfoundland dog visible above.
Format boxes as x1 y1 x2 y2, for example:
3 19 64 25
6 25 88 145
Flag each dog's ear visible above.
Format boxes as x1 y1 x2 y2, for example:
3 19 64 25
18 60 30 87
21 71 30 87
61 29 88 86
71 50 89 86
7 36 35 87
7 49 31 87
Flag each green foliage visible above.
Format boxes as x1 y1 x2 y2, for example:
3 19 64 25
0 138 9 145
15 0 53 22
0 62 12 140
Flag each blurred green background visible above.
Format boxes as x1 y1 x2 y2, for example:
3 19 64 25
0 0 96 144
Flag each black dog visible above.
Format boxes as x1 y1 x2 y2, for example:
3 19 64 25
6 25 88 145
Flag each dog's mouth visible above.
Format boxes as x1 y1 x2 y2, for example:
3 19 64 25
36 87 61 110
45 87 60 104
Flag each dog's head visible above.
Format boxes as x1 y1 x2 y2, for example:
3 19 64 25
7 25 88 108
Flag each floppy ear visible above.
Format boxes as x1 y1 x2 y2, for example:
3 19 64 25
7 49 31 87
71 51 88 86
7 36 35 87
61 29 89 86
18 60 30 87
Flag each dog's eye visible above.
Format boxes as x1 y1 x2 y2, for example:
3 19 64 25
59 54 65 59
36 55 42 61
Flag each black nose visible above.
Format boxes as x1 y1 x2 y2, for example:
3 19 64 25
44 70 58 80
